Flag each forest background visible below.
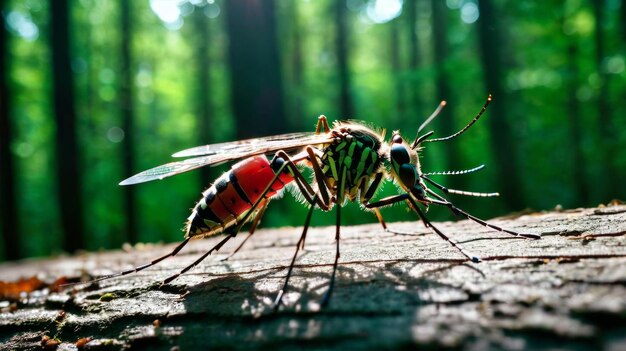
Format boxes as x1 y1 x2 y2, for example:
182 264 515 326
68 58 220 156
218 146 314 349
1 0 625 262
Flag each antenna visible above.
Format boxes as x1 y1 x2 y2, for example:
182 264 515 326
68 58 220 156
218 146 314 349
422 164 486 176
424 94 492 144
411 100 446 148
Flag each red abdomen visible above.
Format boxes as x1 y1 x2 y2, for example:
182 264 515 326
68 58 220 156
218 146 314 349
186 155 295 237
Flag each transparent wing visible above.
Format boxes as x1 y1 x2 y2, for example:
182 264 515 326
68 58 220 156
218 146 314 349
172 132 326 157
120 133 332 185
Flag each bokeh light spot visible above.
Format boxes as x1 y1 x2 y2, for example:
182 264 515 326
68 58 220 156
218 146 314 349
366 0 403 24
107 127 125 143
460 2 479 24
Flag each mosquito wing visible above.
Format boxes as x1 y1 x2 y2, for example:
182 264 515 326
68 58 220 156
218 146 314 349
120 132 332 186
172 132 327 158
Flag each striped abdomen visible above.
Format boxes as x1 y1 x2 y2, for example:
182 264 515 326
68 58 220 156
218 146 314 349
186 155 294 237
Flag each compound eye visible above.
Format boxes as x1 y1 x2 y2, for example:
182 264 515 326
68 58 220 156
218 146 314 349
398 164 417 187
390 143 410 165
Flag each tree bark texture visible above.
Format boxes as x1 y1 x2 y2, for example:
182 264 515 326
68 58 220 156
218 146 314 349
1 205 626 350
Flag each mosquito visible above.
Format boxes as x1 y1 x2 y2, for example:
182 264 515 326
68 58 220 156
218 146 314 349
88 95 540 311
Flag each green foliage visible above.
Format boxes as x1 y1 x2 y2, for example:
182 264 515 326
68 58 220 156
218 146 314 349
2 0 625 260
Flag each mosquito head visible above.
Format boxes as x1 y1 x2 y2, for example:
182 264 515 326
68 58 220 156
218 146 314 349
388 132 426 199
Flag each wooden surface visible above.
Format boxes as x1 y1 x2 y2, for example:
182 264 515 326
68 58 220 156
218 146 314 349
1 205 626 350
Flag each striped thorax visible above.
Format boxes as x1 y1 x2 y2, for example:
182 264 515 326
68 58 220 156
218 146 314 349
320 122 386 204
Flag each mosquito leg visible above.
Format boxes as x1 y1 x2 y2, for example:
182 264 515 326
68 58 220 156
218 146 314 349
275 150 329 211
365 193 410 209
373 208 388 230
287 170 331 250
315 115 331 134
227 154 307 236
406 196 481 263
273 195 317 311
366 190 479 261
359 172 391 232
184 156 296 267
372 207 429 236
425 189 540 239
223 150 329 262
365 193 431 234
296 154 335 251
321 200 341 308
161 234 235 285
306 146 332 206
221 201 270 261
361 173 383 203
93 154 297 285
68 237 192 287
320 167 346 308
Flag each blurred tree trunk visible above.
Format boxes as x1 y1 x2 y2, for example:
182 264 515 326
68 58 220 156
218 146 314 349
476 0 524 210
335 0 354 119
120 0 137 244
287 1 305 130
390 18 405 125
622 0 626 40
225 0 286 138
192 8 214 184
617 0 626 196
406 0 422 119
565 43 588 204
591 0 617 201
83 9 95 134
49 0 84 252
0 0 20 260
561 7 589 205
431 0 461 189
